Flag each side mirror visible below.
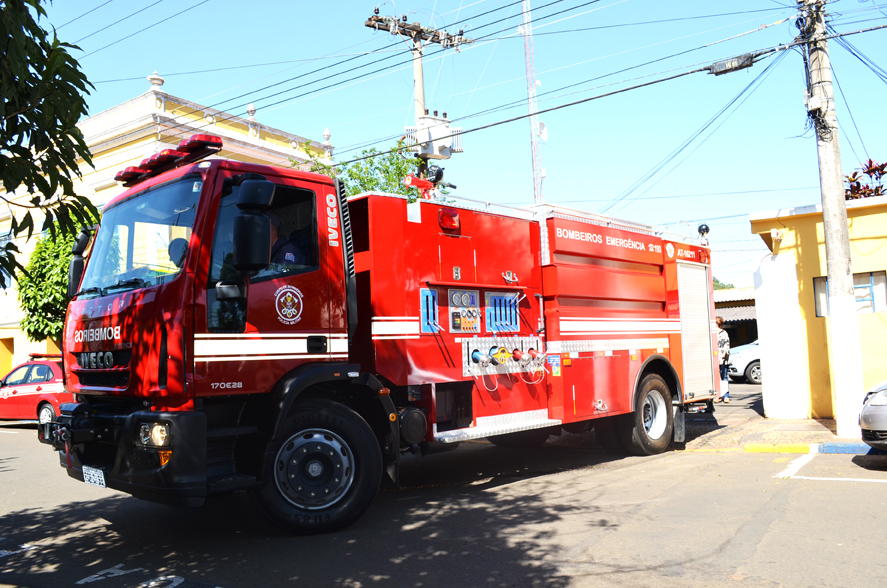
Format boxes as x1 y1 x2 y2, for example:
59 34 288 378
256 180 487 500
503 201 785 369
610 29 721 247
72 229 91 256
233 180 275 276
67 257 85 299
68 228 92 299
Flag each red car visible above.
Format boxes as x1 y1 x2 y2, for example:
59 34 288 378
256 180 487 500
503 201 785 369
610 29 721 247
0 354 70 423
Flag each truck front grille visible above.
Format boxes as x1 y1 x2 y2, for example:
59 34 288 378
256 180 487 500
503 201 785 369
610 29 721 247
77 371 130 388
862 429 887 441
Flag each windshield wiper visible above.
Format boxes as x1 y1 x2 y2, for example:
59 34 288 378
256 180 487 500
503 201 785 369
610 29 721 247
103 278 147 294
73 287 102 298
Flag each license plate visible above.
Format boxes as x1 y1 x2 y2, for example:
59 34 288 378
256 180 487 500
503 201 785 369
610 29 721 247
82 465 106 488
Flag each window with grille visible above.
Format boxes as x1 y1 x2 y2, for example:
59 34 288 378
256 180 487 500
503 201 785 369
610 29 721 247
814 271 887 317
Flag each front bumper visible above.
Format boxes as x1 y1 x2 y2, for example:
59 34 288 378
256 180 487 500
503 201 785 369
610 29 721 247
860 402 887 450
39 402 207 506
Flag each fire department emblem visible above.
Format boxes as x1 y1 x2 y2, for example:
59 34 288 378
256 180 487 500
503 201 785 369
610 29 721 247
275 286 304 325
665 242 675 259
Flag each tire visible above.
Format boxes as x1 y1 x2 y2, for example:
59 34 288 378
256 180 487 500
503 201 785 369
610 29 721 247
488 426 557 448
744 361 762 385
618 374 674 456
249 400 382 535
38 403 55 424
593 415 628 454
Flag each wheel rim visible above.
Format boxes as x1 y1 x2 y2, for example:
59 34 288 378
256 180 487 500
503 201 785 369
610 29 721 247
38 405 53 424
750 364 762 383
641 391 668 440
274 428 355 511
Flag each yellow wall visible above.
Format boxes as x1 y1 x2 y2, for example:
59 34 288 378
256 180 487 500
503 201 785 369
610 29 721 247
752 199 887 418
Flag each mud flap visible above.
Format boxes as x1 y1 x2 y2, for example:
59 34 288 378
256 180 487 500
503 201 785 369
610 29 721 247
673 403 685 443
354 373 400 490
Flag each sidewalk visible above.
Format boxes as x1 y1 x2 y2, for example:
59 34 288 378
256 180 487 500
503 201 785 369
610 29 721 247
682 385 881 455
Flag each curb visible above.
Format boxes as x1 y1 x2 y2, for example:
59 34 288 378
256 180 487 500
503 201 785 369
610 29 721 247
683 443 886 455
819 442 886 455
743 443 812 454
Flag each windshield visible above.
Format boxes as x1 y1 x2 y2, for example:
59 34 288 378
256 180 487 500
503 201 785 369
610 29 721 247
78 176 202 296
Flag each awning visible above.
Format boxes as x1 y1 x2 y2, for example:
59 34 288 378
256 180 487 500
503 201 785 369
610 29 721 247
716 305 756 322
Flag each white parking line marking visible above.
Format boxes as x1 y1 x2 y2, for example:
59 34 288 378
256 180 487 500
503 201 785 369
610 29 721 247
0 544 36 558
0 430 20 434
792 476 887 483
137 576 184 588
76 564 145 584
774 445 819 479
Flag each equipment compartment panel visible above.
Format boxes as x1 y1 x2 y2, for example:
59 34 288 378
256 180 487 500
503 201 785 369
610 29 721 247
447 289 480 333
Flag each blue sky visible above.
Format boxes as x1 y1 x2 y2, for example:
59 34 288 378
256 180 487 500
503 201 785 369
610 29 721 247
43 0 887 287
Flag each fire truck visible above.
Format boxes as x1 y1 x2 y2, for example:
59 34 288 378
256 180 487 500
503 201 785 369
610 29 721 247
39 133 719 534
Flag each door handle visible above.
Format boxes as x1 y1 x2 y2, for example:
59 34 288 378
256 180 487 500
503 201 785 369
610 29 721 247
36 386 42 392
307 336 328 353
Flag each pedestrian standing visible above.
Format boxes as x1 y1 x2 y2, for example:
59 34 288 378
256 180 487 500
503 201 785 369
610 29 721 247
716 316 730 403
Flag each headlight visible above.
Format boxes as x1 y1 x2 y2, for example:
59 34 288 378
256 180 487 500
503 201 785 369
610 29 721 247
868 390 887 407
138 423 170 446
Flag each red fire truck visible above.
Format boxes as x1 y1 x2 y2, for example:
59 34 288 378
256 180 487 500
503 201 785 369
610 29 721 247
40 133 719 534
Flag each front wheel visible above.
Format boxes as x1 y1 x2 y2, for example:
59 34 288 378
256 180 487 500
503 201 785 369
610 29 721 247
618 374 674 456
249 400 382 534
38 403 55 424
745 361 762 385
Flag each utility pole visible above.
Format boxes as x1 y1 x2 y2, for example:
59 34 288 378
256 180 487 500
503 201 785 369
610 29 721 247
799 0 864 437
519 0 544 203
365 12 472 175
365 12 472 127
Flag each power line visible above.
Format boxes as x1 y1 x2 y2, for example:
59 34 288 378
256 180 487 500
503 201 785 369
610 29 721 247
599 50 788 214
495 6 794 38
336 16 793 156
334 66 710 168
74 0 166 44
154 0 606 145
525 186 820 203
91 50 404 84
56 0 116 30
81 0 212 59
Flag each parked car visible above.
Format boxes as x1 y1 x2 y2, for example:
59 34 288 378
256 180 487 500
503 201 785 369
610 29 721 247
0 354 70 423
860 380 887 451
728 340 761 385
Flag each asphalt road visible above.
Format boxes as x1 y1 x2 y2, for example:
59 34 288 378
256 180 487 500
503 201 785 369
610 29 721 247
2 403 886 588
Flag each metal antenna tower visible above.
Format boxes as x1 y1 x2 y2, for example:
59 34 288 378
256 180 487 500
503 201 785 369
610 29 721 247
520 0 543 203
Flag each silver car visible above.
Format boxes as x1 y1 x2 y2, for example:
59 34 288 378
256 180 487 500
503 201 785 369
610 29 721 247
860 380 887 451
727 340 762 385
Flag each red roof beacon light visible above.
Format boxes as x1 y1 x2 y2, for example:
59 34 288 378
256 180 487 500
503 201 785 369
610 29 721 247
177 134 223 155
114 166 149 185
140 149 189 171
438 208 461 231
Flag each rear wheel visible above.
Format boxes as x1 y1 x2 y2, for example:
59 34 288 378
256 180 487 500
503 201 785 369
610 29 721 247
618 374 674 456
249 400 382 534
744 361 762 385
37 403 55 424
487 426 558 448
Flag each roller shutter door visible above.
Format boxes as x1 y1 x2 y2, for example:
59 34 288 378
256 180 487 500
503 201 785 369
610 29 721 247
677 263 715 399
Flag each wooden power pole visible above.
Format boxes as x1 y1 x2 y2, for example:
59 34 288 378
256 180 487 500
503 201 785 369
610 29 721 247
799 0 864 437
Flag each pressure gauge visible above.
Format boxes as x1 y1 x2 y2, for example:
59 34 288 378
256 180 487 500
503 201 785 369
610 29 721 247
461 293 471 306
452 293 461 305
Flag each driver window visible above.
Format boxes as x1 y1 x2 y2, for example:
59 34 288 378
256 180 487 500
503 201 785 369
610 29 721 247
206 182 318 333
254 185 317 280
5 366 29 386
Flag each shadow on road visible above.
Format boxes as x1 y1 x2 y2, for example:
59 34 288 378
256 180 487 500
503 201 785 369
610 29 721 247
0 442 636 588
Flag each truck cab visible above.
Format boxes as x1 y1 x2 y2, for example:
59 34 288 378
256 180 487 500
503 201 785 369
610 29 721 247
41 136 396 533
